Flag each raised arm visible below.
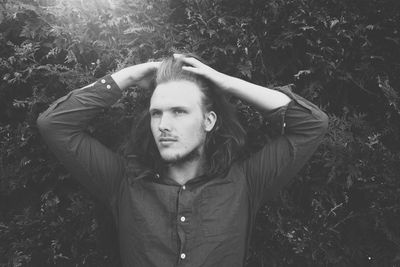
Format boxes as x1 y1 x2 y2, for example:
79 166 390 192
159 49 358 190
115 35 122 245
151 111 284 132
175 54 291 111
175 54 328 209
37 62 159 204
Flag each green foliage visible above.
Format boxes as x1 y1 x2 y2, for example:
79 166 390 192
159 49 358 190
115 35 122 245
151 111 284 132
1 0 399 266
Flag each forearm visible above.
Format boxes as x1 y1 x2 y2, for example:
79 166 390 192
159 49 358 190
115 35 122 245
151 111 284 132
36 75 125 203
264 85 328 140
37 75 122 135
221 74 328 145
111 66 135 90
111 66 137 90
111 62 160 90
176 55 291 111
38 60 159 134
220 72 327 138
242 85 328 206
221 74 291 111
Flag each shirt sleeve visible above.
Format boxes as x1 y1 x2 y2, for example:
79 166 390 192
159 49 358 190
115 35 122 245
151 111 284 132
240 84 329 210
36 74 125 205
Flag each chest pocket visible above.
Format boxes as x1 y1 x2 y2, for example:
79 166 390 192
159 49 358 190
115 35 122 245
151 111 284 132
199 182 241 237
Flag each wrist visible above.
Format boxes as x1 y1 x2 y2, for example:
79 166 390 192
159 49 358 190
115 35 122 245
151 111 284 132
216 72 236 93
111 67 136 90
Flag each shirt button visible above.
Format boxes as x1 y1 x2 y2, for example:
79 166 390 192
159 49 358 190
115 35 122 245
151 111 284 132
106 84 111 89
180 216 186 222
180 253 186 259
101 79 106 84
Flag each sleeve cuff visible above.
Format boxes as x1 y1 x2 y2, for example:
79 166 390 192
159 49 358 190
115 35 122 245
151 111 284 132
73 74 122 106
95 74 121 92
263 84 314 134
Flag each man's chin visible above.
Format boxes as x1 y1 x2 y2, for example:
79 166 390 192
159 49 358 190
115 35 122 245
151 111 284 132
159 151 183 163
160 149 201 165
161 155 181 164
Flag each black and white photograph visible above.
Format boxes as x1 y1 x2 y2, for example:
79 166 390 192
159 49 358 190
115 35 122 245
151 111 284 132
1 0 399 266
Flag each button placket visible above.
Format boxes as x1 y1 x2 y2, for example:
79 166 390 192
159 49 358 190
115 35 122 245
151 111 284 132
178 186 188 224
176 183 193 263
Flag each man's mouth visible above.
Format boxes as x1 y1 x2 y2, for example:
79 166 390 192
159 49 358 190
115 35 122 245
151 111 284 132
159 137 178 144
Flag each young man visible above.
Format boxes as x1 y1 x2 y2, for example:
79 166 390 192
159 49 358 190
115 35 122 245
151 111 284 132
37 54 328 267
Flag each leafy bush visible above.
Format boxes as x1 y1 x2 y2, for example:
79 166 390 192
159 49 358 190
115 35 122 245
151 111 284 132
1 0 399 266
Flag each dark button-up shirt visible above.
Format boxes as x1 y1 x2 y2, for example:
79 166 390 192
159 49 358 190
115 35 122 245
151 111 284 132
37 74 328 267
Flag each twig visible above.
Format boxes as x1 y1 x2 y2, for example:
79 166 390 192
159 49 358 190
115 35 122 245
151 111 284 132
348 75 380 97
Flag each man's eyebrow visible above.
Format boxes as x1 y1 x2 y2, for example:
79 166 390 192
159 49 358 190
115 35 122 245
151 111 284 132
171 106 190 110
149 107 159 112
149 105 190 111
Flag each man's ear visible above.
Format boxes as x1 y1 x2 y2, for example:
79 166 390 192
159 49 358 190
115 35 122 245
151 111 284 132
204 111 217 132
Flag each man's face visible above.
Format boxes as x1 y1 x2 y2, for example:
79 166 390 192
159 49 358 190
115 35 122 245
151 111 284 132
149 80 216 164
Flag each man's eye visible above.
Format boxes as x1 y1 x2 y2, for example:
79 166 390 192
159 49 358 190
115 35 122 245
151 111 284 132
174 109 186 115
150 111 161 117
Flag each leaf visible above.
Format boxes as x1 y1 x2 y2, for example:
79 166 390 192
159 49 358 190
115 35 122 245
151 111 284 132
330 19 339 29
377 75 400 115
294 69 311 79
300 26 316 31
65 50 77 63
123 25 155 34
238 60 252 78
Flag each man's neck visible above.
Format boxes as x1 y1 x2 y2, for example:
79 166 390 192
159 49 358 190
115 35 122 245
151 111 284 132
165 157 205 185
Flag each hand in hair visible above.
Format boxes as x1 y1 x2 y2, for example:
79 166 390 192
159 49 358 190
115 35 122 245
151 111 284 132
173 53 231 93
173 53 291 111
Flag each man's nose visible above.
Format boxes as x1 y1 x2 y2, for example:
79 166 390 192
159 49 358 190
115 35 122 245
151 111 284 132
158 114 172 132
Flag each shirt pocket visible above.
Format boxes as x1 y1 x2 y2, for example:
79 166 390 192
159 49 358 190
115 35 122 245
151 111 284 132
199 182 239 238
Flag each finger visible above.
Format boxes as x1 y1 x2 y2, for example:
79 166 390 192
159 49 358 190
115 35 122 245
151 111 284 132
179 57 204 68
172 53 200 65
182 66 202 75
173 53 184 59
173 53 188 66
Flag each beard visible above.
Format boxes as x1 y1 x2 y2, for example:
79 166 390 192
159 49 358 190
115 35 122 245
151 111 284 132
161 146 202 166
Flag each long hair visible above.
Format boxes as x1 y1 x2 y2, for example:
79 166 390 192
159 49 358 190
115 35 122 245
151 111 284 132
122 54 246 182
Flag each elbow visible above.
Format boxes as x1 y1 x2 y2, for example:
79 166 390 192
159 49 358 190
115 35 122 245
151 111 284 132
36 112 51 134
312 111 329 143
308 111 329 146
319 111 329 134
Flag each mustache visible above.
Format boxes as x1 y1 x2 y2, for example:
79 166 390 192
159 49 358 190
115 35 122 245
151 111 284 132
158 133 178 141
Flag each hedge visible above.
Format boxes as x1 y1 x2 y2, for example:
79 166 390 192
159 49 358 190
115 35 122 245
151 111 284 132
1 0 399 266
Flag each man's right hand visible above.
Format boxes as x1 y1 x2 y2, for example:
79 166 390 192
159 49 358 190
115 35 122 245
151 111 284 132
111 61 161 90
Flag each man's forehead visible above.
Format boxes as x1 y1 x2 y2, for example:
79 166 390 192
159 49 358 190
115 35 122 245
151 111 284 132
150 80 203 108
